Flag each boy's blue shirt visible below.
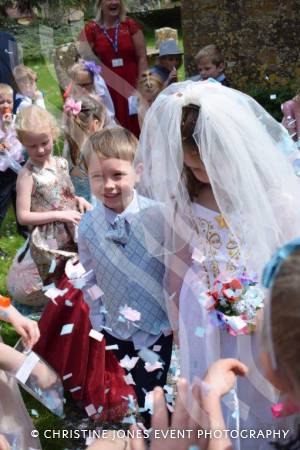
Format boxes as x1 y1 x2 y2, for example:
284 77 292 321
78 191 170 348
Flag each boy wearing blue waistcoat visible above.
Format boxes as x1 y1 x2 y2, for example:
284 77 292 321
78 127 172 424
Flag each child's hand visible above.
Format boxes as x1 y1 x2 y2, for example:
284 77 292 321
55 210 82 225
76 196 93 213
31 361 58 390
165 67 178 87
130 379 207 450
9 310 40 349
204 358 248 399
0 434 10 450
33 90 43 100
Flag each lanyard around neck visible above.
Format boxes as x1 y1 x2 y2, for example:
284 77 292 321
101 19 120 54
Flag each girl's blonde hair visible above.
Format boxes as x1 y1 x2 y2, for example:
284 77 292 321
82 127 137 169
13 64 37 84
95 0 127 23
69 61 93 83
270 248 300 395
15 105 60 141
63 94 108 166
0 83 13 97
138 71 163 97
181 104 203 200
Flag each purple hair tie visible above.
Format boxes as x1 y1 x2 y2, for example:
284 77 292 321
84 61 102 75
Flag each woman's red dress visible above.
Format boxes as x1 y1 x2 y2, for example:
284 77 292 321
33 273 135 422
79 18 141 137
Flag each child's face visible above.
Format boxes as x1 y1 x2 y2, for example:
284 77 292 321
197 59 224 80
183 142 210 184
18 77 37 98
160 55 182 72
0 93 13 117
20 130 53 166
74 71 94 95
88 153 140 213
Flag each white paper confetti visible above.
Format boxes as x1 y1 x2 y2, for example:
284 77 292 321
195 327 205 338
120 305 141 322
120 355 139 371
105 344 119 350
145 361 163 372
88 284 104 300
45 287 68 300
138 348 160 365
270 94 277 100
65 300 73 307
63 373 72 381
60 323 74 336
89 329 104 342
49 259 57 274
124 373 136 385
69 386 81 393
85 404 97 416
153 345 161 352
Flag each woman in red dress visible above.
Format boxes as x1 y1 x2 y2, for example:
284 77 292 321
79 0 148 137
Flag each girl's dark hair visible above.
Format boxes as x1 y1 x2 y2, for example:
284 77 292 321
181 104 202 200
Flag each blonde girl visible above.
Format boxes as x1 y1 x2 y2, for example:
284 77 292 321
67 59 115 120
137 70 163 127
63 94 111 202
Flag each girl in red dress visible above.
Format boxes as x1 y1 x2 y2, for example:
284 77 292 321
79 0 148 137
14 105 135 421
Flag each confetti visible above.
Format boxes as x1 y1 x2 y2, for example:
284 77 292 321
98 405 103 414
122 415 136 424
105 344 119 350
89 329 104 342
60 324 74 336
120 305 141 322
31 409 39 417
88 284 104 300
124 373 136 385
270 94 277 100
195 327 205 338
138 348 160 365
192 247 205 263
45 287 68 300
65 300 73 307
69 386 81 393
85 404 97 416
119 355 139 371
49 259 57 274
145 361 163 372
15 351 40 384
63 373 72 381
153 345 161 352
65 259 86 279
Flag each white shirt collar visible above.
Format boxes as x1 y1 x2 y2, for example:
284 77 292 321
103 189 140 225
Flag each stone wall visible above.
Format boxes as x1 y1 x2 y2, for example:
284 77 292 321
181 0 300 90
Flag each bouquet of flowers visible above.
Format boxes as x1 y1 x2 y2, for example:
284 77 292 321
202 272 264 335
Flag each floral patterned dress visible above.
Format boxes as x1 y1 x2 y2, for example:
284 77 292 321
28 156 77 283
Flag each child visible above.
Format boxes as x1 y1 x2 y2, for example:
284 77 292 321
137 70 163 128
13 64 46 112
0 83 27 258
150 39 183 87
191 44 230 86
0 295 41 449
79 127 173 426
137 81 300 448
63 94 111 202
281 87 300 147
14 105 133 421
67 60 115 121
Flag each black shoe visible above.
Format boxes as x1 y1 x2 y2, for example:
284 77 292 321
0 248 7 258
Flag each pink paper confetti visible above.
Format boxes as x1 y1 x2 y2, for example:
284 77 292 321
120 305 141 322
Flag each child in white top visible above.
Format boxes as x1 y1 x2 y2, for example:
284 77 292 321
137 80 300 449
